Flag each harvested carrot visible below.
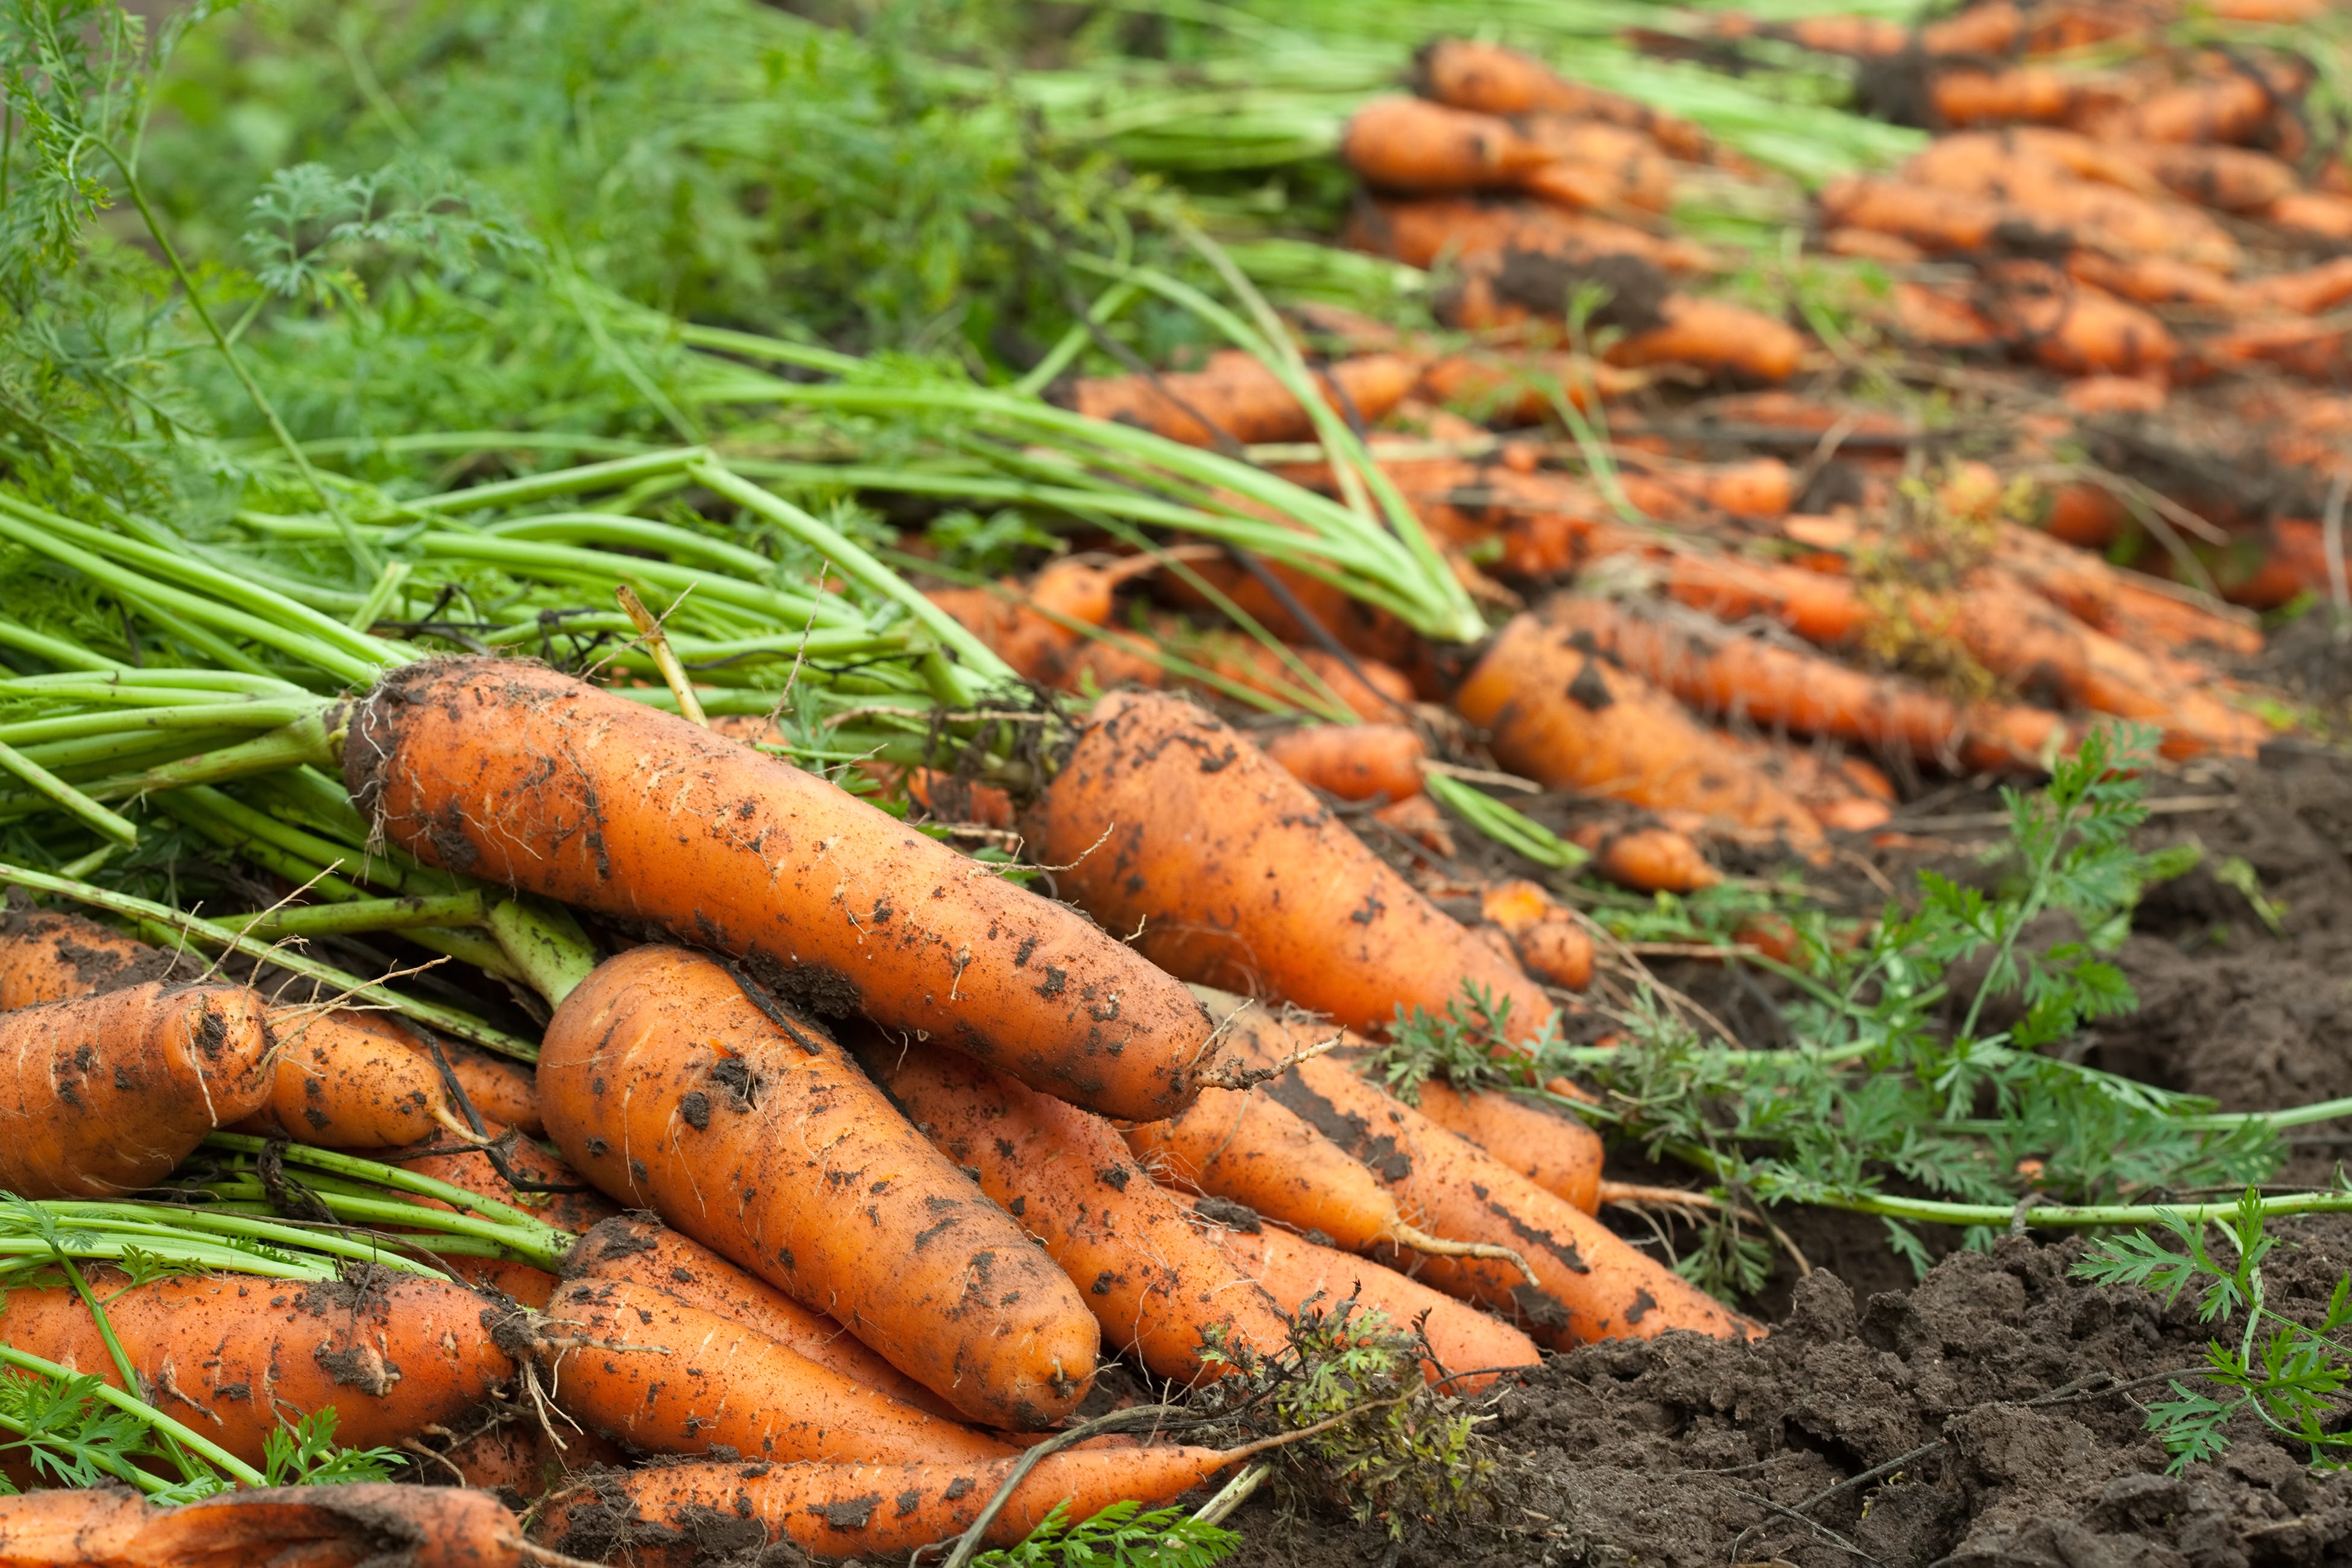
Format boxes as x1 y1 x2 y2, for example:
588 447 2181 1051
1454 613 1825 844
1824 226 1926 263
2263 191 2352 242
1921 1 2025 55
1982 266 2178 377
1149 554 1428 673
1567 822 1725 892
1775 13 1911 55
408 1030 543 1137
1418 350 1646 426
0 1484 526 1568
2041 481 2132 549
1519 118 1678 212
1933 66 2132 128
347 657 1216 1121
233 1007 470 1149
2063 251 2243 309
1207 993 1757 1347
1344 195 1718 275
0 981 276 1199
540 1447 1236 1564
1661 552 1865 645
1713 735 1897 833
855 1033 1292 1385
1171 621 1418 719
1370 792 1458 858
1025 691 1555 1040
2196 318 2350 384
1479 880 1594 991
435 1418 623 1500
1821 177 2017 253
2094 72 2274 145
1177 1194 1540 1391
561 1212 954 1417
539 1275 1014 1463
1604 295 1806 383
538 944 1099 1429
400 1119 619 1241
1341 96 1552 191
1406 1075 1604 1214
922 553 1154 688
1617 458 1797 521
1411 38 1724 165
0 906 172 1006
1263 722 1427 803
2123 141 2297 211
1064 350 1422 449
2248 256 2352 316
0 1266 516 1465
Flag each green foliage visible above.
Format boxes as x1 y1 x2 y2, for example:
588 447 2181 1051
972 1500 1239 1568
2076 1187 2352 1472
1368 983 1572 1105
261 1408 402 1487
0 1367 183 1493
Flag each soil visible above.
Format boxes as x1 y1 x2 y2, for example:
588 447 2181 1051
1218 739 2352 1567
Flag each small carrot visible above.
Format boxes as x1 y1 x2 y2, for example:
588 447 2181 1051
1920 2 2025 55
539 1275 1014 1463
1453 613 1826 844
1025 691 1555 1041
538 944 1101 1429
855 1032 1292 1385
399 1119 619 1239
561 1212 953 1417
1567 822 1724 892
1405 1076 1604 1214
1167 619 1419 719
1932 65 2133 128
1417 349 1647 425
1604 295 1807 384
1479 880 1594 991
1344 195 1718 275
2246 256 2352 316
0 981 276 1199
1263 722 1428 803
0 1266 516 1465
1818 175 2020 258
1063 350 1424 449
2041 480 2132 549
2096 72 2275 146
0 1484 527 1568
1341 96 1554 192
1410 38 1725 165
349 657 1218 1122
412 1031 543 1137
1177 1193 1540 1391
2262 191 2352 242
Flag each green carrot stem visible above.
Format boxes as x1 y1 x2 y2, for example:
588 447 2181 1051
221 891 489 940
0 741 140 846
0 1344 264 1488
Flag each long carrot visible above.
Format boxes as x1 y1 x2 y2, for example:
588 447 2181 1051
0 1484 526 1568
1343 195 1718 276
1340 96 1554 192
2196 318 2348 384
1616 458 1797 522
1150 554 1427 673
2263 191 2352 242
0 1266 516 1465
1023 690 1555 1041
1604 296 1807 384
1518 118 1678 213
0 906 174 1005
0 981 276 1199
1981 266 2180 378
561 1212 953 1417
2091 71 2275 145
538 1275 1014 1463
2122 141 2298 211
1063 350 1423 449
1262 722 1427 803
1409 38 1725 165
2062 250 2245 309
1932 65 2134 128
920 552 1160 690
1417 350 1646 426
1567 821 1725 892
1405 1076 1604 1215
1206 993 1756 1347
539 1447 1238 1564
346 656 1216 1121
1454 613 1825 844
536 944 1100 1429
853 1032 1292 1385
2248 256 2352 315
1176 1194 1540 1391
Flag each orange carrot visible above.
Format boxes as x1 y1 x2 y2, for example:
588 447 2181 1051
922 553 1154 687
1064 350 1423 449
1148 553 1429 674
1661 552 1865 645
561 1212 955 1417
2247 256 2352 316
1921 1 2025 55
539 1275 1014 1462
2262 191 2352 242
347 656 1217 1121
2095 72 2275 145
1372 792 1458 858
0 1485 526 1568
0 906 172 1006
434 1418 623 1500
1208 993 1756 1347
2063 251 2244 309
537 944 1101 1429
1774 13 1911 55
1479 880 1593 991
1344 195 1719 275
2122 141 2298 211
0 1266 515 1465
1712 736 1897 833
1341 96 1548 191
1263 722 1428 802
1411 38 1724 165
1177 1194 1540 1391
1518 118 1678 212
0 981 276 1199
399 1120 619 1240
1405 1075 1604 1213
1418 351 1646 426
1165 620 1419 719
1982 265 2180 377
854 1033 1292 1385
539 1447 1238 1564
409 1031 543 1137
1567 822 1725 891
1824 226 1926 264
1454 613 1826 844
1616 458 1797 522
2041 480 2132 549
1025 691 1555 1041
2196 318 2350 384
1933 65 2134 128
1604 295 1806 383
1821 176 2016 253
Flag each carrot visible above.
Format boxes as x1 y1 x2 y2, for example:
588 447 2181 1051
0 906 174 1006
1404 1076 1604 1214
1567 822 1724 892
1899 145 2240 268
1604 295 1806 384
400 1121 619 1240
1544 593 2069 771
1661 552 1865 645
1893 280 2000 349
0 1266 516 1465
1148 554 1429 674
1122 1078 1534 1270
1418 351 1645 427
539 1274 1014 1464
2196 317 2350 384
414 1032 543 1137
1263 722 1427 803
1999 522 2263 659
1982 267 2178 378
538 944 1099 1429
1064 350 1423 449
2001 127 2171 197
2122 141 2297 211
0 981 276 1200
1453 613 1826 844
922 553 1154 688
2041 480 2132 549
1410 38 1725 165
1921 1 2026 55
853 1033 1292 1385
1207 993 1756 1346
1776 13 1912 55
539 1446 1237 1565
2062 251 2244 309
2094 72 2275 145
0 1484 527 1568
2262 190 2352 242
1933 66 2133 128
1176 1194 1540 1391
1824 226 1926 264
1344 195 1719 275
1024 690 1555 1041
561 1212 953 1417
1712 736 1897 833
1362 457 1620 580
1339 95 1548 194
2247 256 2352 315
1479 880 1593 991
1519 118 1678 212
1616 458 1797 521
1169 621 1418 719
347 656 1216 1121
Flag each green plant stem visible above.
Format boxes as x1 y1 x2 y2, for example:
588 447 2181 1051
200 1134 568 1248
0 1344 265 1488
0 739 139 846
220 891 489 940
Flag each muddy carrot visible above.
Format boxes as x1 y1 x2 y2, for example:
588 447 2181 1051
2099 72 2274 145
2196 317 2350 383
1709 737 1897 834
1063 350 1423 449
2122 141 2297 211
1931 65 2132 128
539 1275 1014 1463
432 1420 622 1501
1568 822 1725 892
1341 95 1552 191
1177 1194 1540 1391
1518 119 1678 212
1410 39 1725 165
1773 13 1911 55
1984 267 2179 378
1660 553 1865 645
1479 880 1593 991
346 656 1217 1121
1604 296 1806 384
854 1033 1291 1385
0 906 174 1006
1404 1076 1604 1214
0 1485 528 1568
1169 621 1418 719
1344 195 1718 275
1025 691 1554 1041
2061 251 2244 309
1819 176 2020 253
1454 613 1825 843
537 944 1099 1429
1262 722 1428 803
561 1213 953 1417
0 1266 516 1466
2263 191 2352 242
2248 256 2352 315
0 981 276 1199
1206 993 1756 1347
922 553 1155 688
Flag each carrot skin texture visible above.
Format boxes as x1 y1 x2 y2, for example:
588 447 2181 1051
346 657 1215 1121
1204 994 1756 1347
1026 691 1552 1040
234 1007 455 1148
540 1276 1013 1464
1262 722 1428 803
0 1268 517 1467
0 982 276 1199
1405 1078 1604 1214
542 1449 1233 1565
536 944 1099 1429
855 1034 1292 1383
0 908 175 1006
0 1484 525 1568
561 1213 955 1417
